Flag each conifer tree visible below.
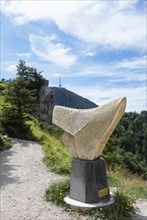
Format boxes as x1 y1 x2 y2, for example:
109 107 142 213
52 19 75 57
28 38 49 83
16 60 46 100
1 77 36 137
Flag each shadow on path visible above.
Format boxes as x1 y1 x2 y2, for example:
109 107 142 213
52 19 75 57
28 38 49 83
0 139 40 188
0 139 41 189
0 149 20 188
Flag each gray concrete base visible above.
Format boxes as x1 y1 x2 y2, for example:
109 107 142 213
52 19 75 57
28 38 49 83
70 157 110 203
64 194 115 212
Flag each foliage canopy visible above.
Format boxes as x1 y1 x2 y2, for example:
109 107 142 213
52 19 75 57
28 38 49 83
0 60 46 138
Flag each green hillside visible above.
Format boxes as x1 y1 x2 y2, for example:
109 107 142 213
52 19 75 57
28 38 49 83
103 111 147 176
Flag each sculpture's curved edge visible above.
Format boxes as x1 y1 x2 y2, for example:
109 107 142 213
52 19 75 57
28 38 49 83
73 97 127 136
96 97 127 157
73 97 127 160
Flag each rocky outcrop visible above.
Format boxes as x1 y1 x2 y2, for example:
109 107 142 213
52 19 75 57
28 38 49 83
37 81 54 123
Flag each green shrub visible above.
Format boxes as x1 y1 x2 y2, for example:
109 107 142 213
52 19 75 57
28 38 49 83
0 134 12 151
45 179 70 206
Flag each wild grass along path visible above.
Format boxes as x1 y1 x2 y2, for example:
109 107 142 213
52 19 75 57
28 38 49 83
0 139 146 220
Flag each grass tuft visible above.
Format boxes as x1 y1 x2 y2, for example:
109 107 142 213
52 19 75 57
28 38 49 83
45 179 70 206
45 179 135 220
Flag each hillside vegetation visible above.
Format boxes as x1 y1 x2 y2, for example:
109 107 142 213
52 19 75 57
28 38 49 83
103 111 147 176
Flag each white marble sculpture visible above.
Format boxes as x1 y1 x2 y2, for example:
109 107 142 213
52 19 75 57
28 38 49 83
53 97 127 160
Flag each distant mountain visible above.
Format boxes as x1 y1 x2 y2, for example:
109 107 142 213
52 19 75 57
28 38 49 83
51 87 98 109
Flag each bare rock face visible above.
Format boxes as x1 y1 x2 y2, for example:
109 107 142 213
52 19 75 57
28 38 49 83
53 97 127 160
37 81 54 123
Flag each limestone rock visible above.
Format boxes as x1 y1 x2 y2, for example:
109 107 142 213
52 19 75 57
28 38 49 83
37 81 54 123
53 97 127 160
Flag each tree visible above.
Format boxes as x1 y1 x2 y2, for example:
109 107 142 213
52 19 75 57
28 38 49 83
110 111 147 176
16 60 28 77
1 60 47 138
123 152 146 174
1 77 36 138
16 60 46 100
102 136 124 170
4 77 36 115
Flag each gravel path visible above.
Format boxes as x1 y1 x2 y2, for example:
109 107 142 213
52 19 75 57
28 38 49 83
0 139 146 220
0 139 87 220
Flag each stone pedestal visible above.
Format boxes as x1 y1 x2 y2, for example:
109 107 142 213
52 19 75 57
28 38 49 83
69 157 110 204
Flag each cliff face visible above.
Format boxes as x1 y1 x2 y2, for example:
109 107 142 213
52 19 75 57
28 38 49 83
37 81 54 123
37 82 97 124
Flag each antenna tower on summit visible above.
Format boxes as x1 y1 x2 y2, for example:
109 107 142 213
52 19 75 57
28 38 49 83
59 76 62 88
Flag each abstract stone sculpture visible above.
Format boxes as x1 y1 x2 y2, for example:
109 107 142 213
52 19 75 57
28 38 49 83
53 97 127 160
52 97 126 206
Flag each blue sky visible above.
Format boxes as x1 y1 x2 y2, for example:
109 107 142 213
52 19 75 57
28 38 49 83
0 0 146 112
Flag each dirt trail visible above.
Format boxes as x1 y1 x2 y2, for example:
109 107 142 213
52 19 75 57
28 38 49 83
0 139 146 220
0 139 87 220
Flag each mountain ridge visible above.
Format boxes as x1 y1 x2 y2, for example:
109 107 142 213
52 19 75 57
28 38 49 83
51 86 97 109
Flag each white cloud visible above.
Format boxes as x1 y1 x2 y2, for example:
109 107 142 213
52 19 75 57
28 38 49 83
110 55 146 81
16 53 31 59
113 56 146 70
53 73 60 77
29 34 77 67
6 64 17 72
1 61 17 79
1 0 146 50
66 84 146 113
60 55 146 82
85 51 95 57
